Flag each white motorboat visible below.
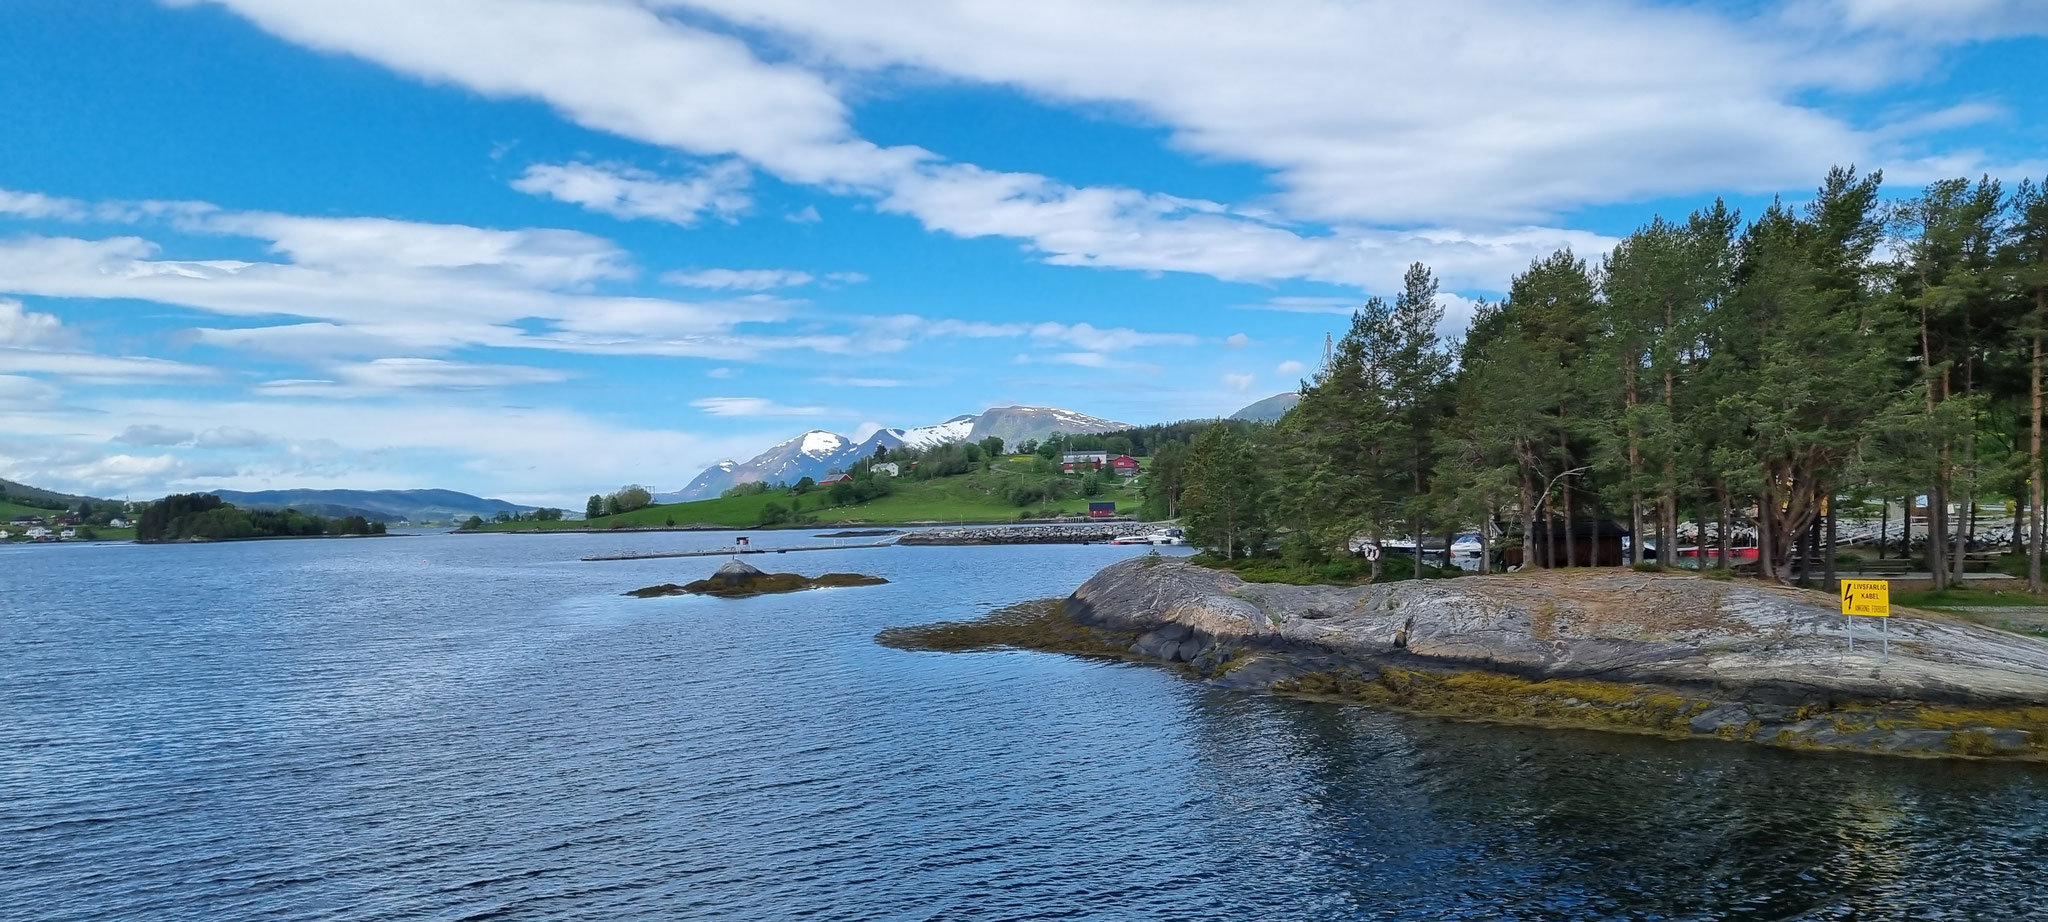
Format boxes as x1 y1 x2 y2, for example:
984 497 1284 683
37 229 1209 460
1111 527 1186 546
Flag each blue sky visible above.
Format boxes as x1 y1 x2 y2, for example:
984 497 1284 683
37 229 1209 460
2 0 2044 505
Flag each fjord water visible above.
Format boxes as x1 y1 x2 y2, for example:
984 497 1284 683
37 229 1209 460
5 533 2047 921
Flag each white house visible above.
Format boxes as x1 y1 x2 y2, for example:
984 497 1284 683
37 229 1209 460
26 526 50 540
872 462 900 477
0 529 11 540
59 528 76 540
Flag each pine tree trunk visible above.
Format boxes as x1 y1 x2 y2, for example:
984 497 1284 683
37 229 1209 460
1478 508 1493 575
1661 308 1678 573
1625 360 1644 566
1716 490 1732 571
1824 500 1838 589
2033 317 2045 593
1929 484 1950 591
1559 427 1575 567
1519 457 1536 571
1878 499 1889 560
1756 491 1777 582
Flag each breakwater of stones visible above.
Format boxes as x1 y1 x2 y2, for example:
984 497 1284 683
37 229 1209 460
898 524 1132 546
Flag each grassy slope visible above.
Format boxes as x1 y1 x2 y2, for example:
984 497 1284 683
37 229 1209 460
481 458 1146 531
0 500 136 541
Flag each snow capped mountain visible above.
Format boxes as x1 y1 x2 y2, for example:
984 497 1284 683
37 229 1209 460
665 405 1132 500
896 415 975 450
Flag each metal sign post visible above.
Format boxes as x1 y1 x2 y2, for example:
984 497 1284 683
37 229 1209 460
1839 578 1891 662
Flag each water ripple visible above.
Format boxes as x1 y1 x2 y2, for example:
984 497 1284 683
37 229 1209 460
4 534 2048 920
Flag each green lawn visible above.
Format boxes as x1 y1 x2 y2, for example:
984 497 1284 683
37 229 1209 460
479 461 1147 532
0 499 65 521
1893 587 2048 610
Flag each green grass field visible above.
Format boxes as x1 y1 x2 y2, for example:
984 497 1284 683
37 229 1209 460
480 459 1148 532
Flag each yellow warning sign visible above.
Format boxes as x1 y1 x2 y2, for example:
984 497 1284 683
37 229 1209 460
1840 579 1890 617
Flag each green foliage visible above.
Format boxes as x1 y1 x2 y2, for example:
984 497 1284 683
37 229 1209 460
136 493 384 542
1180 423 1275 557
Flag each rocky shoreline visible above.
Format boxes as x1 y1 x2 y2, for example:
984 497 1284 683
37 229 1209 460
886 558 2048 761
896 523 1136 545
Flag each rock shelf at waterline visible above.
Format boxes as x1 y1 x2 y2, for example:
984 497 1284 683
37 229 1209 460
880 559 2048 761
630 558 888 599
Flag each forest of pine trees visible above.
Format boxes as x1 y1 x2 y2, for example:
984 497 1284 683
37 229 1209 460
1177 167 2048 590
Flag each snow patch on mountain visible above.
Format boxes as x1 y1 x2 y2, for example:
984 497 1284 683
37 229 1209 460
800 430 846 457
899 416 975 450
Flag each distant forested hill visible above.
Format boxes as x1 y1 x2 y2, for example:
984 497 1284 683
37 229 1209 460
205 488 533 522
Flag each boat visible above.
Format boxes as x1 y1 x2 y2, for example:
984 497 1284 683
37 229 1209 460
1110 527 1186 546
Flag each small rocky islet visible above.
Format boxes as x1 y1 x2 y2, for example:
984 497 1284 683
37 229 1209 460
881 557 2048 761
630 558 887 599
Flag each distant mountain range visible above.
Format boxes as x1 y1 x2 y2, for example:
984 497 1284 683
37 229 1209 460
205 489 536 523
664 405 1130 501
1230 392 1301 422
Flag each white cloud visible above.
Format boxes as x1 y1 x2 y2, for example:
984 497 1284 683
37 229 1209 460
814 375 907 388
1238 296 1360 315
785 205 822 224
174 0 1624 295
0 374 63 408
1276 359 1306 376
1223 372 1255 392
1822 0 2048 41
662 267 815 290
705 367 737 379
2 393 778 503
0 299 65 348
513 160 753 226
677 0 2028 224
194 426 276 448
1225 333 1251 348
115 424 197 447
690 396 836 416
0 346 215 384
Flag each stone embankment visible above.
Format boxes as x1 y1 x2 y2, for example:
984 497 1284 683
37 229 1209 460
894 558 2048 760
898 523 1134 546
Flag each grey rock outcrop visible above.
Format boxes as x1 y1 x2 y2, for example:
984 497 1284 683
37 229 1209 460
1067 558 2048 708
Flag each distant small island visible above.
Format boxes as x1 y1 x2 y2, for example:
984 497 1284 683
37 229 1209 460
629 559 887 598
136 493 388 543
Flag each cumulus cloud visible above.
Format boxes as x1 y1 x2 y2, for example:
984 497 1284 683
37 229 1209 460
1225 333 1251 348
513 160 753 226
1223 372 1255 392
0 299 65 348
1276 359 1307 376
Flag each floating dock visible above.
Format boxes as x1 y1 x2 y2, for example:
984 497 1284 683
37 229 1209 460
581 538 898 562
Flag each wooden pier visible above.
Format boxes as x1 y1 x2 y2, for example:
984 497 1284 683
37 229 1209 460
581 538 898 562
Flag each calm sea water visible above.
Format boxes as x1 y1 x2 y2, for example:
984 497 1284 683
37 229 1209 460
5 531 2047 921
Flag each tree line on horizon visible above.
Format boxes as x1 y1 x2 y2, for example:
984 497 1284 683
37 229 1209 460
1172 166 2048 590
136 493 386 543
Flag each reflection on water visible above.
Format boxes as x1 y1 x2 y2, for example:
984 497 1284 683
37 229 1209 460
2 532 2044 920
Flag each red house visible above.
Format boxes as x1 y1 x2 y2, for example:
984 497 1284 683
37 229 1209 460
1108 455 1141 477
818 472 854 486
